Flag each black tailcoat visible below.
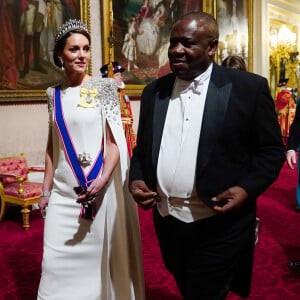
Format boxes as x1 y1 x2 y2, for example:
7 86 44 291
129 63 285 296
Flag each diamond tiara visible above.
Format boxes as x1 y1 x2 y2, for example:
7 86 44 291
55 19 89 43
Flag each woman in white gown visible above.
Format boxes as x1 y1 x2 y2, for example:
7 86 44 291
37 19 145 300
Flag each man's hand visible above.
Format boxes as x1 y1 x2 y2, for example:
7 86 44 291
211 186 248 213
129 180 158 210
286 150 297 169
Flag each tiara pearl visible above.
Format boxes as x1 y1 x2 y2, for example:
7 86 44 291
55 19 89 43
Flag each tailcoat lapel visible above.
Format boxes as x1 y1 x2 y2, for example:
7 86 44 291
196 65 232 176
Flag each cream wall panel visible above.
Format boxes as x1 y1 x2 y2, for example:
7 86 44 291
252 0 268 78
0 104 48 166
90 0 102 76
131 101 140 135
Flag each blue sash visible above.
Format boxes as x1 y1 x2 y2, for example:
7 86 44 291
54 87 103 194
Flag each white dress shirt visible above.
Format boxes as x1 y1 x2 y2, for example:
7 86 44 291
156 63 216 222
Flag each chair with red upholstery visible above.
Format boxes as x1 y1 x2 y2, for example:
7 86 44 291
0 153 44 230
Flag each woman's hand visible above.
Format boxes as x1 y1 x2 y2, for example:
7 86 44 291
38 196 49 210
76 175 109 204
76 122 119 204
38 196 50 218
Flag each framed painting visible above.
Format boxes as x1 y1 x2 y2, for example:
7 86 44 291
101 0 204 96
213 0 253 71
0 0 89 102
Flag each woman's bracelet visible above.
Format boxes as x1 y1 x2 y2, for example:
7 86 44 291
40 191 51 197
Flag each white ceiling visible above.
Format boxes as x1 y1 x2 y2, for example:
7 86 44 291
268 0 300 25
273 0 300 13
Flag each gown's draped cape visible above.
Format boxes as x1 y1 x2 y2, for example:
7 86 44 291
38 77 145 300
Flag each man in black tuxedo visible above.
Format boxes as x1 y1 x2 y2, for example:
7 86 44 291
129 11 285 300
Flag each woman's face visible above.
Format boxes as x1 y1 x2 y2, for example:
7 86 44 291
59 33 90 74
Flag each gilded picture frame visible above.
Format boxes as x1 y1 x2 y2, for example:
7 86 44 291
0 0 90 103
101 0 205 96
213 0 253 71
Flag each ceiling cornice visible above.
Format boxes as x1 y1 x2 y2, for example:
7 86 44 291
268 0 300 14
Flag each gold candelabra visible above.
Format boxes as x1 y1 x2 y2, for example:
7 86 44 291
269 25 299 99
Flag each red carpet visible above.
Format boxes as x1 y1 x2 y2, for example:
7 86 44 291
1 161 300 299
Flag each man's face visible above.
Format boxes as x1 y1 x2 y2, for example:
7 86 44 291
168 19 217 81
114 72 124 87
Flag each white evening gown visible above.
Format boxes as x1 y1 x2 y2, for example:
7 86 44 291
37 77 145 300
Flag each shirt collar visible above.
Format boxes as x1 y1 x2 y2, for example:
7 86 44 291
175 63 213 94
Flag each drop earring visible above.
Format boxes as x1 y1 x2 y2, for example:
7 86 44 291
60 58 64 70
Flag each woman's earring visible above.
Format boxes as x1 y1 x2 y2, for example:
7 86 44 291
60 58 64 70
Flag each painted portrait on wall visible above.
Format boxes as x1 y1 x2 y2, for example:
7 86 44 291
0 0 88 102
102 0 204 95
215 0 252 70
